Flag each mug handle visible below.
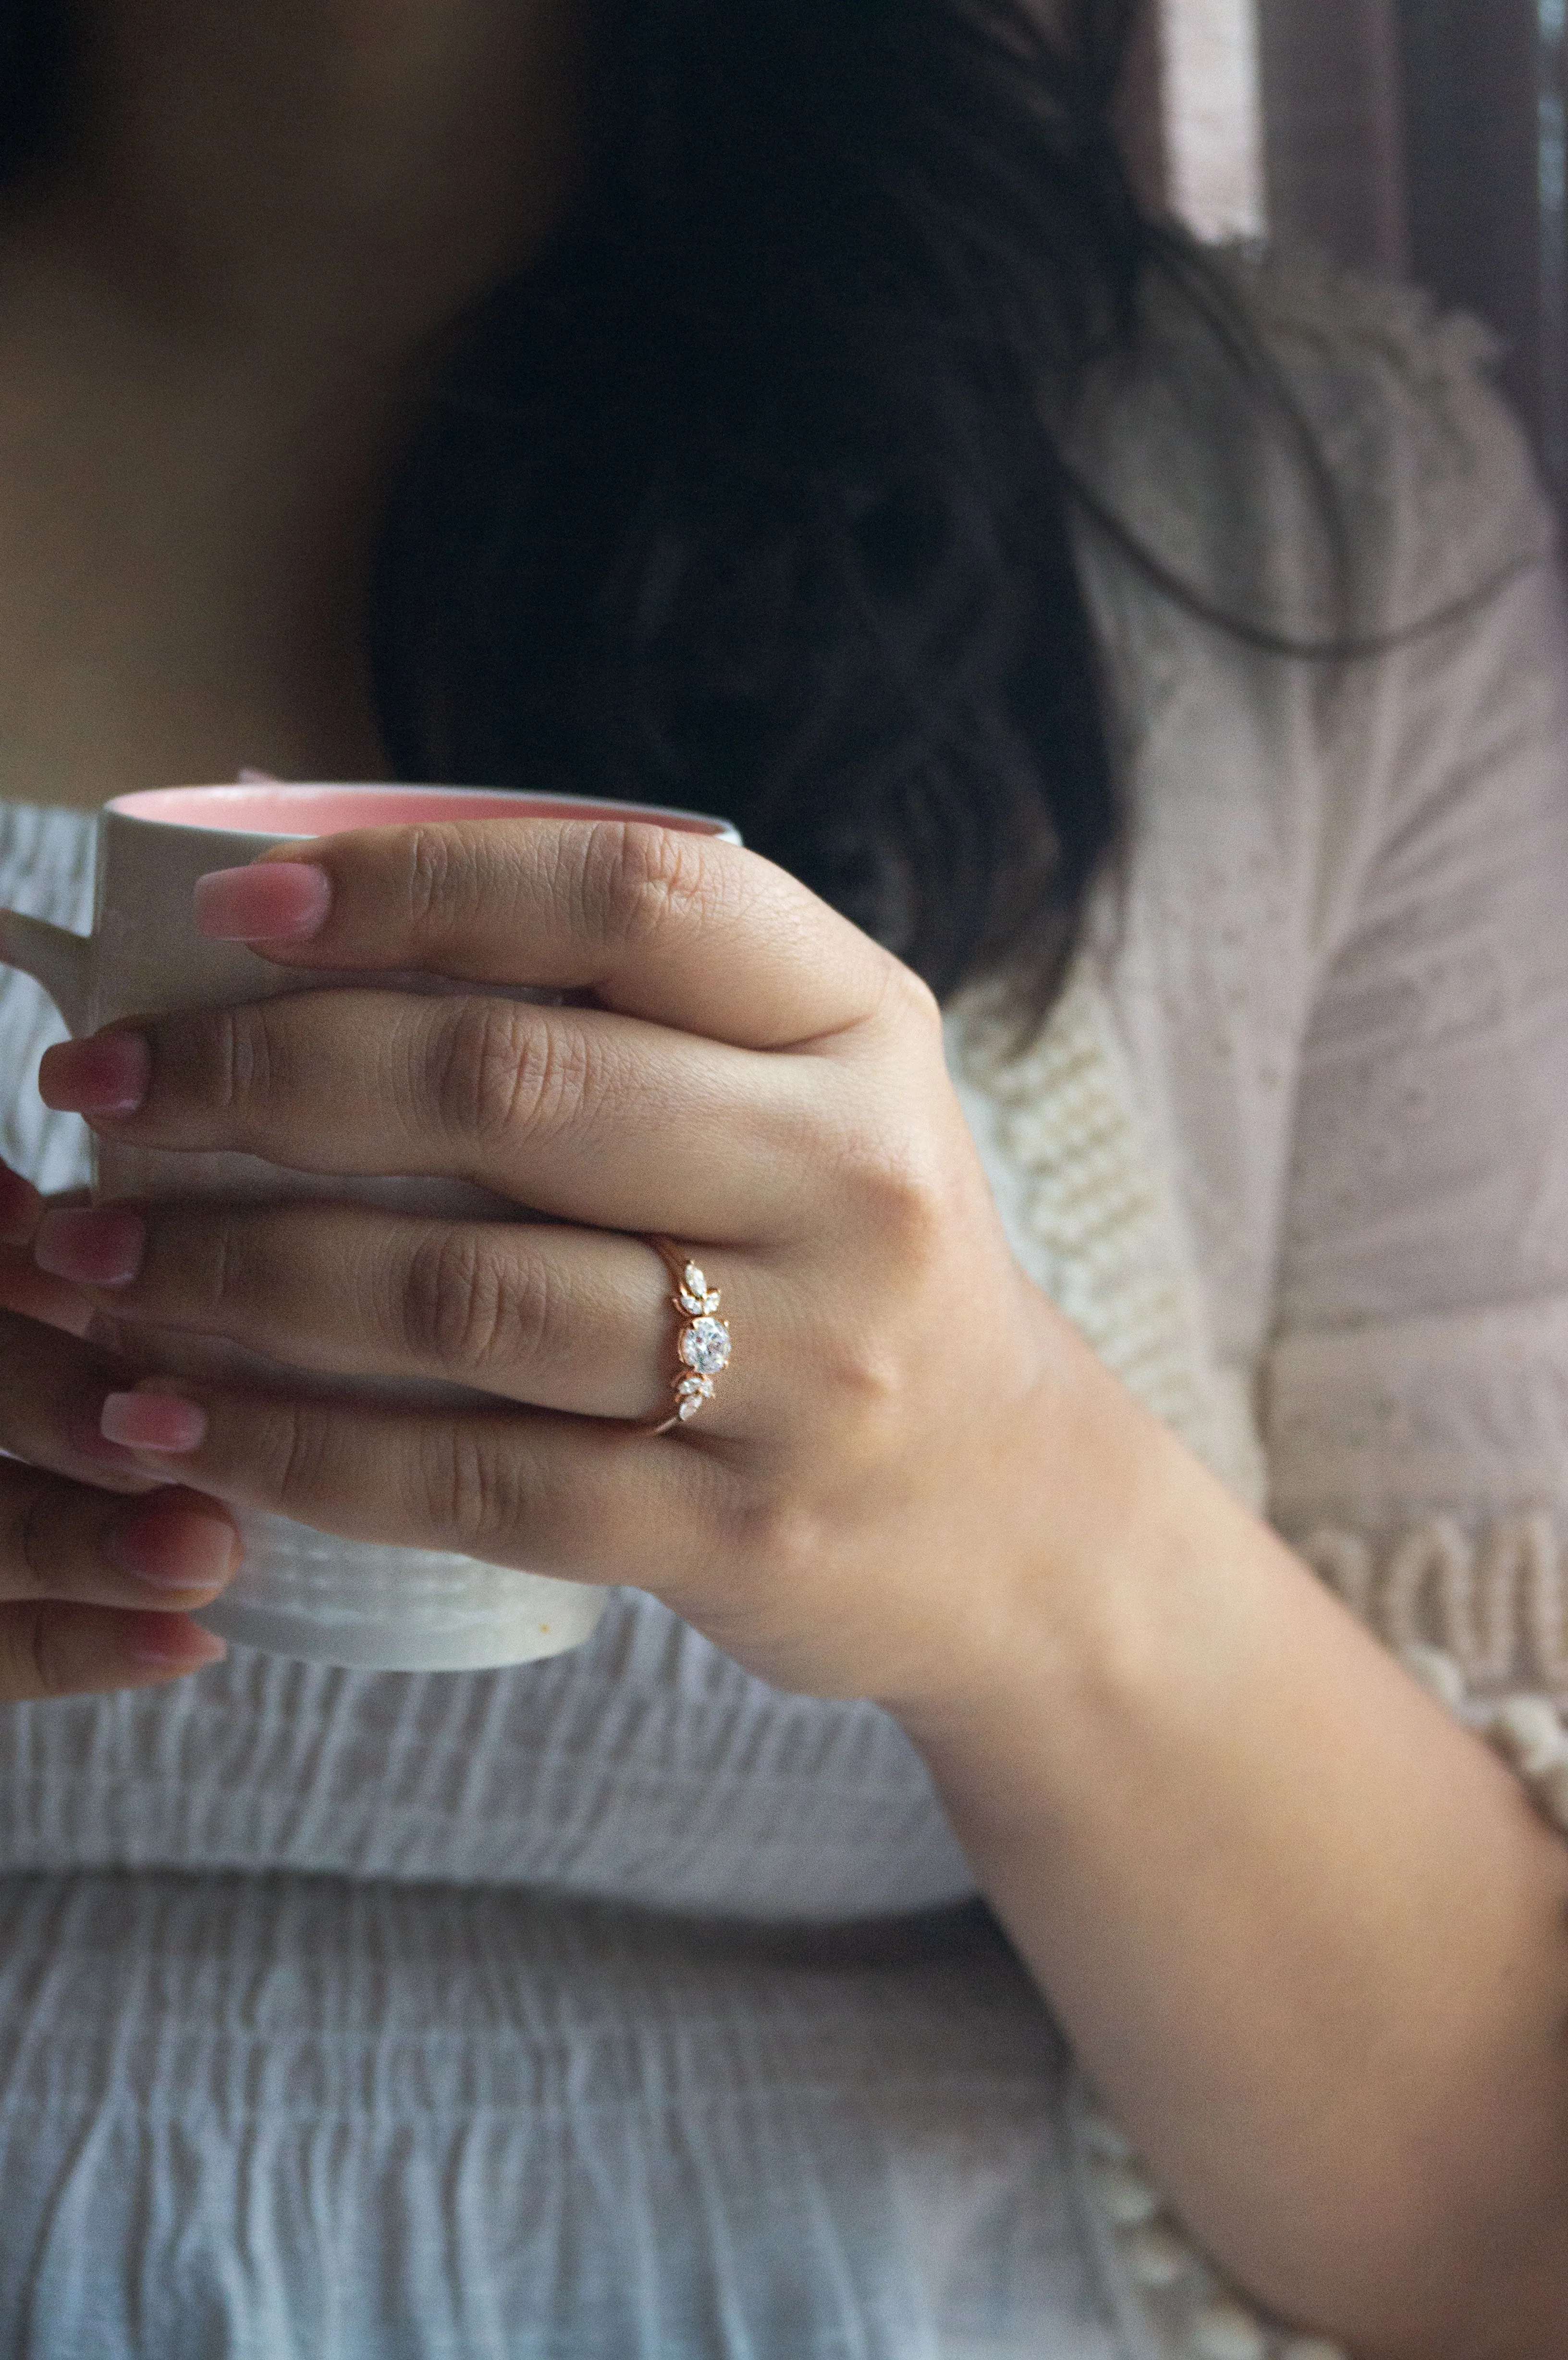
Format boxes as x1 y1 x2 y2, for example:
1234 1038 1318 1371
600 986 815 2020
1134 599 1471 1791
0 912 91 1036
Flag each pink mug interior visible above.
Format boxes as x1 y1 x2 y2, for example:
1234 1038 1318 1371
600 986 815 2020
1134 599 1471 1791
108 784 736 838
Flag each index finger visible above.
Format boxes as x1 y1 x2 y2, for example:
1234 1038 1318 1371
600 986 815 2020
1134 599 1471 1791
193 822 903 1050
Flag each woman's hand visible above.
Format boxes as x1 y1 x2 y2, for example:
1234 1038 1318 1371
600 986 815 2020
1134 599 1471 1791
29 816 1124 1708
0 1162 238 1697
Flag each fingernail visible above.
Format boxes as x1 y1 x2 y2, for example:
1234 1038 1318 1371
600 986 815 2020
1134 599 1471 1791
130 1618 228 1669
39 1033 150 1118
100 1391 208 1453
108 1498 238 1591
194 861 332 943
35 1206 146 1288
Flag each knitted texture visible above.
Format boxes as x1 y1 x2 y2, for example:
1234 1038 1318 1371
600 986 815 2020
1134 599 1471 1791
1047 248 1568 2359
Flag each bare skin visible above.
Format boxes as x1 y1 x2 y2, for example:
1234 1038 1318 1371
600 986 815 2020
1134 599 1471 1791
0 10 1567 2355
0 0 596 807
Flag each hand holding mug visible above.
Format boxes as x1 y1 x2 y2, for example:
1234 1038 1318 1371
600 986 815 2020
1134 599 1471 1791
1 783 738 1674
26 808 1106 1712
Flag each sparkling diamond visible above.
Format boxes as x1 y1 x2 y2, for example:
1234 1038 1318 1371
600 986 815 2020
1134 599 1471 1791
680 1316 731 1378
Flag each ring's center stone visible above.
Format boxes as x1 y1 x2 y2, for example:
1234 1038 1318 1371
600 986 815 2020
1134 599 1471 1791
681 1317 732 1378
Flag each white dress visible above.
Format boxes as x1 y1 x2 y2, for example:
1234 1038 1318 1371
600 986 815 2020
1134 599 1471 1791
0 252 1565 2359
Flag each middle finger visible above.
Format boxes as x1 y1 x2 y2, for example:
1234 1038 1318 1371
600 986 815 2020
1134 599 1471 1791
39 993 828 1242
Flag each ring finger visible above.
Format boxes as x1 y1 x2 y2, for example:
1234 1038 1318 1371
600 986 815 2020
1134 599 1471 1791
36 1203 756 1426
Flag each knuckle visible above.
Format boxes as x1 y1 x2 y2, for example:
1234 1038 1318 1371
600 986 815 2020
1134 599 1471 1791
731 1486 831 1595
182 1213 243 1321
419 1424 527 1558
201 1002 279 1126
143 1211 274 1342
490 1252 559 1372
402 825 460 929
260 1400 334 1522
843 1126 950 1261
818 1325 911 1427
432 1001 594 1145
401 1229 524 1378
581 821 728 953
880 957 943 1040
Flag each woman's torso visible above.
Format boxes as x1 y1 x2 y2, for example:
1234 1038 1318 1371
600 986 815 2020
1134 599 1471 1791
1 252 1562 2356
0 799 1118 2360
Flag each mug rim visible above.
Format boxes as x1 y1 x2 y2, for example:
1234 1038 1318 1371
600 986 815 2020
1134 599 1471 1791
105 783 742 842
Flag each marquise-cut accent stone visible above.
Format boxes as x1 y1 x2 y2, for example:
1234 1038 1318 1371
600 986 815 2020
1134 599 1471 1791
680 1316 731 1378
678 1264 721 1316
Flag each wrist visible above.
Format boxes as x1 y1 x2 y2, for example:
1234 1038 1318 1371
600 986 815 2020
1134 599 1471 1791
877 1343 1284 1821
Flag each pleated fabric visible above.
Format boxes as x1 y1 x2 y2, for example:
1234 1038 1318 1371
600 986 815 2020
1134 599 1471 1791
0 1875 1115 2360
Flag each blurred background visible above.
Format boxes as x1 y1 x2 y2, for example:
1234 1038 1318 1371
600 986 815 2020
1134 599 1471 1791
1126 0 1567 497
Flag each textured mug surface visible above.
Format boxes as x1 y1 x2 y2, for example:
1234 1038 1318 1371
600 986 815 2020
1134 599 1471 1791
0 783 741 1671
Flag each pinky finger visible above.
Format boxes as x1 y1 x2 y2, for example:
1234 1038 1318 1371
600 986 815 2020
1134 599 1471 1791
0 1602 226 1702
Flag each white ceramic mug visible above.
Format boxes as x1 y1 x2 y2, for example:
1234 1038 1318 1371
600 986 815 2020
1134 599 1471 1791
0 783 741 1672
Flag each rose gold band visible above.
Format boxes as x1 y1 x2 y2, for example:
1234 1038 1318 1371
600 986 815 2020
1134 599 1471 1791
638 1235 733 1436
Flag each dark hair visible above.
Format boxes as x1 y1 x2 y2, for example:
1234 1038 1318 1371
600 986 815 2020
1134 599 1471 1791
0 0 1154 1015
0 0 69 182
372 0 1150 1016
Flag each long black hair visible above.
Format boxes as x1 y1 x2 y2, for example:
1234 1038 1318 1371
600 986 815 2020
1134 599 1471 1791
0 0 1159 1013
0 0 68 181
375 0 1149 1013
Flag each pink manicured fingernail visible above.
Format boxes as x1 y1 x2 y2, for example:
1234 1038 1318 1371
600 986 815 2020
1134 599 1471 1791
38 1033 150 1117
108 1499 238 1591
130 1619 228 1669
100 1392 208 1453
194 861 332 943
35 1206 146 1288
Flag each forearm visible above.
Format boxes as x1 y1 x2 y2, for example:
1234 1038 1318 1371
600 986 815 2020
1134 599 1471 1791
890 1370 1568 2359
